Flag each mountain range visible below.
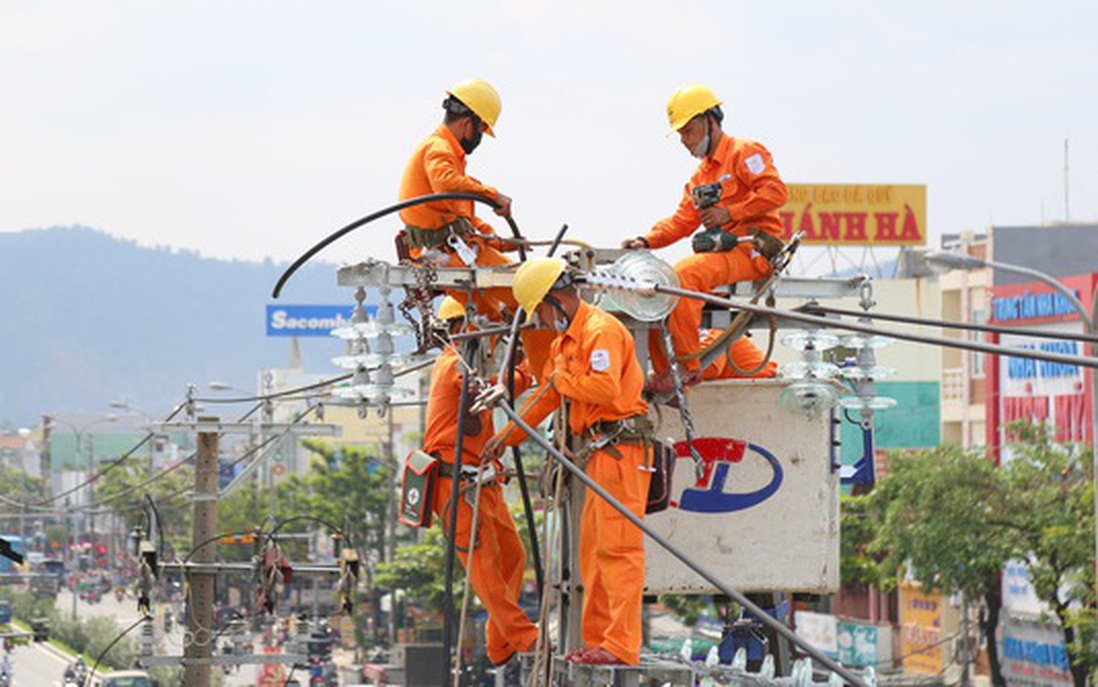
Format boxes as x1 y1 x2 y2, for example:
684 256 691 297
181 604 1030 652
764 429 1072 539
0 226 357 428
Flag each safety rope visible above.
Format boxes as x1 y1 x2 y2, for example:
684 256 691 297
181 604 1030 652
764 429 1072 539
452 463 489 687
723 314 779 378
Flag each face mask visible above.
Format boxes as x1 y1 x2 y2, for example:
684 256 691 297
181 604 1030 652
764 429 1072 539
690 117 712 159
460 120 483 154
691 132 710 159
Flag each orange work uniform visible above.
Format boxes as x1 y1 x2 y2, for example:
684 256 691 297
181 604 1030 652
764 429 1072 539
496 301 650 665
643 134 788 374
700 329 778 380
398 124 517 321
423 346 538 665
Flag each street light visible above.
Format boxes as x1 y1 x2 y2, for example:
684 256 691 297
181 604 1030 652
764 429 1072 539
208 381 253 396
921 248 1098 606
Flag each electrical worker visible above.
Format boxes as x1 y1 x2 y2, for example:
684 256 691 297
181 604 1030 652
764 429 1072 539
622 84 788 387
398 78 518 322
484 258 651 666
424 296 539 666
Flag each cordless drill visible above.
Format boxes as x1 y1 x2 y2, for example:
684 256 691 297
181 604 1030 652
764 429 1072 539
690 180 741 253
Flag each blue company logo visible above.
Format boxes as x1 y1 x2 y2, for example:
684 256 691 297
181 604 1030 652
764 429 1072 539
670 437 784 514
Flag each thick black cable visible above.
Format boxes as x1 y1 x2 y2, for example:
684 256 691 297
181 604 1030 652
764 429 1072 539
496 402 869 687
84 614 149 685
502 223 572 603
803 303 1098 344
272 192 507 299
636 281 1098 370
441 338 475 684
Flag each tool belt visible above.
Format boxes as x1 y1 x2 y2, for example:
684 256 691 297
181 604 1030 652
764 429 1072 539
436 459 481 481
584 414 654 459
583 415 674 514
402 217 475 250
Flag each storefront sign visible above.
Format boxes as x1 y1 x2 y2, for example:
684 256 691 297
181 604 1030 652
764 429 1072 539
780 184 926 246
900 582 942 675
838 620 889 668
794 611 838 657
1000 618 1072 686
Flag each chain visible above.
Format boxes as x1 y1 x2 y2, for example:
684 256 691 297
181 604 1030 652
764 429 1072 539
661 321 706 482
398 260 439 353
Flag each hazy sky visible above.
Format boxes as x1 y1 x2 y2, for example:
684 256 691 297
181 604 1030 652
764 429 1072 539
3 1 1096 271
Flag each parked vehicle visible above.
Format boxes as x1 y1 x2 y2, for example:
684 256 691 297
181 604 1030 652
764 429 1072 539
91 670 152 687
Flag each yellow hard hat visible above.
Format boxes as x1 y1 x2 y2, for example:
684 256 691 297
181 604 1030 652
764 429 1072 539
446 78 502 137
513 257 568 317
437 296 465 322
666 84 722 133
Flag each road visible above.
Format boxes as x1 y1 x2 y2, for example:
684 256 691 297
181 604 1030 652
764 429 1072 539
5 639 74 687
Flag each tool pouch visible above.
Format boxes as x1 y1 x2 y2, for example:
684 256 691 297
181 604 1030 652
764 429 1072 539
691 227 738 254
398 450 439 527
751 229 785 262
645 440 676 514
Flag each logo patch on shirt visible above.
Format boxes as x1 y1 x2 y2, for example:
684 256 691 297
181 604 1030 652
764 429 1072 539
745 153 765 175
590 349 611 372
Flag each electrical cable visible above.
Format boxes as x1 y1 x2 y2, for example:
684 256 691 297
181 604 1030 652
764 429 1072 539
803 303 1098 344
83 614 150 687
196 374 353 405
37 401 188 508
271 192 515 299
633 280 1098 370
440 338 475 685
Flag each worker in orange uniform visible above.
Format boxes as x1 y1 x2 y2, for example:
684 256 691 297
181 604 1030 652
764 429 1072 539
484 258 651 666
425 296 539 666
398 78 518 322
623 84 788 386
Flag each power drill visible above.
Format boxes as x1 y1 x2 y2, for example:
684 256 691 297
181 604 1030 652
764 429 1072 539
690 179 741 253
690 181 724 210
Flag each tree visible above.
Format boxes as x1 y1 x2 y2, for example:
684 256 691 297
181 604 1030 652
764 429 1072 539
374 527 459 612
95 460 194 558
999 424 1095 687
864 446 1013 686
295 440 401 586
861 427 1098 687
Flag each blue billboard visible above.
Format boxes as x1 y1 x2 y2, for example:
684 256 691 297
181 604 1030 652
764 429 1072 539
265 305 377 337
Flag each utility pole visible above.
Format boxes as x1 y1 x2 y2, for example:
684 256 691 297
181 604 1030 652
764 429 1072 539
183 418 219 687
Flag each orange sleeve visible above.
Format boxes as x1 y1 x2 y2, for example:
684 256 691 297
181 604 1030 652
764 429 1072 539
724 142 787 227
499 379 562 447
423 139 499 200
552 328 624 406
644 181 700 249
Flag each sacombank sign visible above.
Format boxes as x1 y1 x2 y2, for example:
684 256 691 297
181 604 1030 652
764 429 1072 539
265 305 376 337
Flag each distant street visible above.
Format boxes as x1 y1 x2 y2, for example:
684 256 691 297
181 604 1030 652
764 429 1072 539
6 639 72 687
50 588 261 687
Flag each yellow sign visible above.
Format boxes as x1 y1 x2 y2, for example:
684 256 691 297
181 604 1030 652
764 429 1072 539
899 582 943 675
780 184 927 246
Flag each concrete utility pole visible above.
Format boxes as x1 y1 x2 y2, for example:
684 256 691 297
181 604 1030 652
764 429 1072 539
183 418 219 687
